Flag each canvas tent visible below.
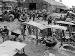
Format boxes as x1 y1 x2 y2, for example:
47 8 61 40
47 25 67 30
0 41 27 56
22 21 48 30
56 21 75 25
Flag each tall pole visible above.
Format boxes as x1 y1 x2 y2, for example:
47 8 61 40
69 25 71 37
21 24 25 40
36 28 38 45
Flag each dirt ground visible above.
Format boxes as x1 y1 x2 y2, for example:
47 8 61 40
22 36 75 56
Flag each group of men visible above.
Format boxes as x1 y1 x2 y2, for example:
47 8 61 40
2 7 49 23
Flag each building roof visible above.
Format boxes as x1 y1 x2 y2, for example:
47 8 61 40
44 0 68 10
24 0 48 4
3 0 17 2
44 0 65 7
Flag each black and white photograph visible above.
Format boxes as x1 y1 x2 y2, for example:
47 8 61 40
0 0 75 56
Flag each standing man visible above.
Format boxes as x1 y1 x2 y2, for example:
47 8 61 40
28 26 31 35
21 24 26 40
48 16 52 24
43 12 47 21
60 15 63 21
2 26 9 41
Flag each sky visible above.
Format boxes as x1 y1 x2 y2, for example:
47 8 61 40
55 0 75 8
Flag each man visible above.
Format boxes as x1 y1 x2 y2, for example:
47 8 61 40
32 12 35 21
28 26 31 35
48 16 52 24
16 34 24 42
2 26 9 41
21 25 26 36
43 12 47 21
19 14 27 22
14 49 28 56
3 11 9 21
3 26 9 35
9 14 14 22
0 33 3 43
60 15 62 20
47 28 52 37
66 16 72 22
